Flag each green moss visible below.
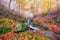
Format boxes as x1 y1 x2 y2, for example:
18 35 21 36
28 38 32 40
18 20 25 23
45 37 51 40
0 26 11 34
7 20 13 24
0 19 5 23
44 26 49 30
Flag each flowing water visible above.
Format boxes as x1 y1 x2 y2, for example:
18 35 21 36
24 14 57 40
25 18 38 30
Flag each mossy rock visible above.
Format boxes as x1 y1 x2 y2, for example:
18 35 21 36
14 23 28 33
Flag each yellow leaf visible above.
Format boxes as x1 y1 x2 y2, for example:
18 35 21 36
29 0 32 2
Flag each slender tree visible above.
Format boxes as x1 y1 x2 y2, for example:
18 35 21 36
9 0 11 10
